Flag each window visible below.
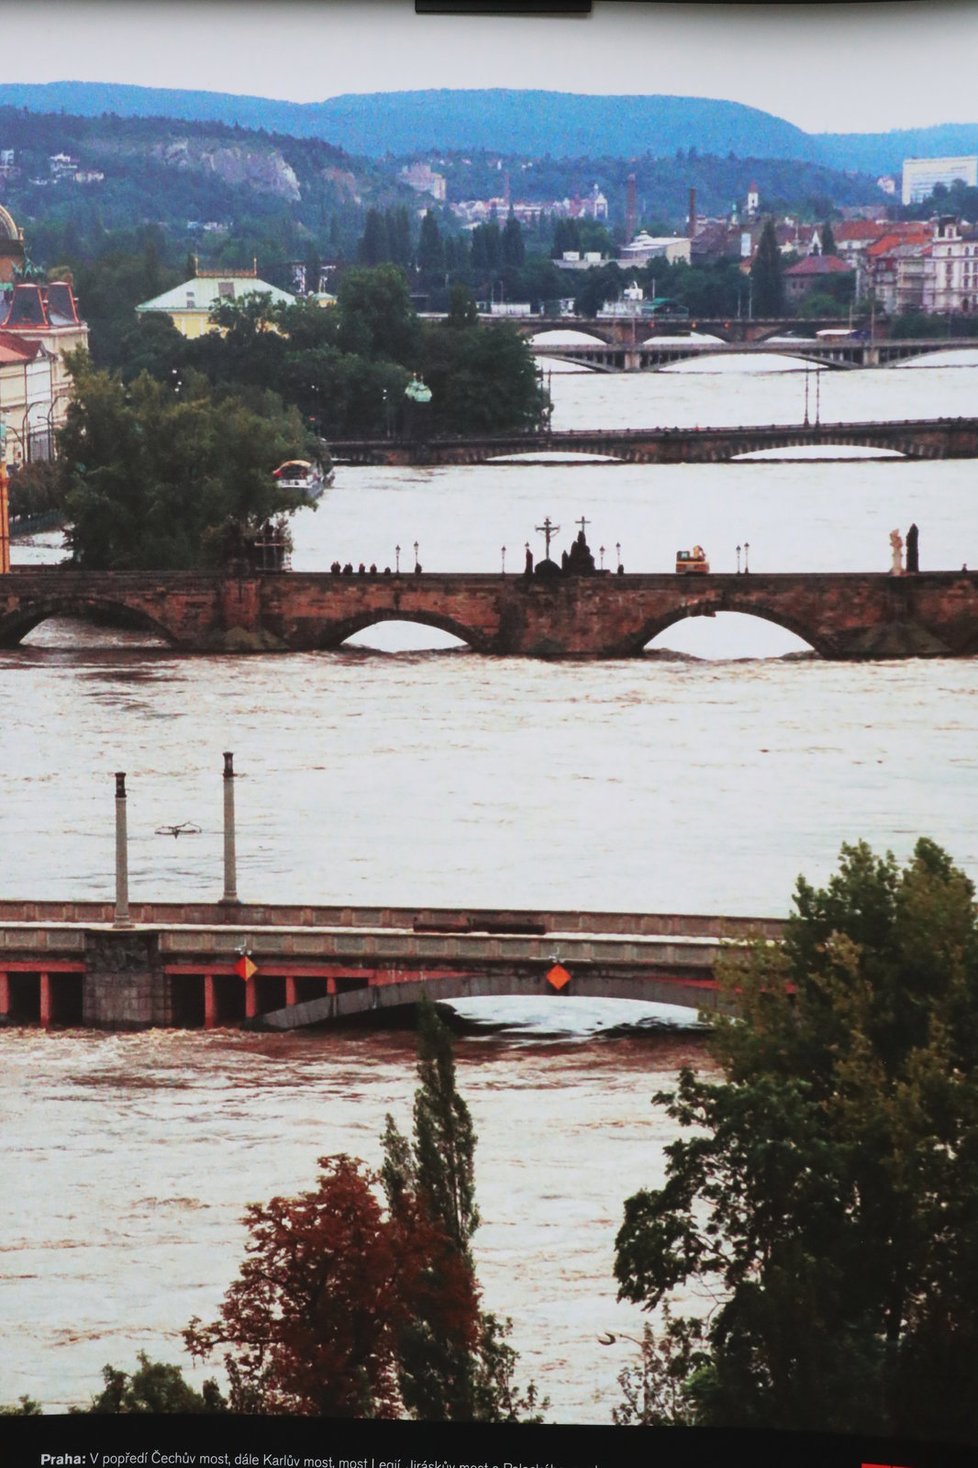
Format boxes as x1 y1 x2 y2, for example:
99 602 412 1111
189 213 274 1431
218 281 235 299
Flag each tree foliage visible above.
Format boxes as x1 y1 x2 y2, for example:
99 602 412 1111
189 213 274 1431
80 1353 226 1414
184 1005 541 1422
750 217 785 316
381 998 545 1423
615 838 978 1442
185 1154 476 1418
58 352 308 569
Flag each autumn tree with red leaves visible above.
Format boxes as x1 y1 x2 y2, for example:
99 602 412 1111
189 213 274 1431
184 1154 478 1418
185 1002 542 1421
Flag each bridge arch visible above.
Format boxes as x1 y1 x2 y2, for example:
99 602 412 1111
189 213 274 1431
326 608 489 653
0 595 180 648
717 428 926 462
257 970 722 1030
632 598 828 659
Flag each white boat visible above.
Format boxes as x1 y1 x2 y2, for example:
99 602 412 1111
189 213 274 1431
273 458 334 501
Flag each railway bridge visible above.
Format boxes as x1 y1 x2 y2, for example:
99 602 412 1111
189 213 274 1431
1 566 977 659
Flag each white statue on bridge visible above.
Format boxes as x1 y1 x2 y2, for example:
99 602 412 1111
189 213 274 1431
889 528 904 575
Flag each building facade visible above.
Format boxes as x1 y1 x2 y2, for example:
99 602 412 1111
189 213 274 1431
0 279 88 466
902 155 978 205
136 266 296 339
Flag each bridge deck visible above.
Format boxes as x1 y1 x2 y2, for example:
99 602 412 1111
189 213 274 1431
0 902 778 1030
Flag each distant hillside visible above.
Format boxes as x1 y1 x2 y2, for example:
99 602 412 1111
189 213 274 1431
815 124 978 177
0 81 820 163
1 81 973 177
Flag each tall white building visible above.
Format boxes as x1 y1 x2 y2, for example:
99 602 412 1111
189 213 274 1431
902 155 978 205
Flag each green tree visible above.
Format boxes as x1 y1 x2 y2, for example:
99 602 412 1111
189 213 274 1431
417 210 445 281
81 1353 226 1414
750 217 785 316
420 318 545 436
572 262 623 317
502 212 525 271
59 354 308 570
614 838 978 1442
820 219 837 255
357 208 390 267
336 264 421 366
0 1395 42 1415
381 999 545 1423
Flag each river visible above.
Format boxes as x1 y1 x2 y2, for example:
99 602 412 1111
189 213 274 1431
1 348 977 1421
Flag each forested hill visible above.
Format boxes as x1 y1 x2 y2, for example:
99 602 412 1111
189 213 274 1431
2 81 974 172
0 103 882 267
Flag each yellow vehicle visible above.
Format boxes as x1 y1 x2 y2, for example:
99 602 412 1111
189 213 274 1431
675 545 710 574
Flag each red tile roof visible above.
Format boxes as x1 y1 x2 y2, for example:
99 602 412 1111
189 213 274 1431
0 329 40 362
784 254 854 277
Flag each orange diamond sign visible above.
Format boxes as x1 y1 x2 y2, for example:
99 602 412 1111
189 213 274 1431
546 963 570 991
234 955 258 981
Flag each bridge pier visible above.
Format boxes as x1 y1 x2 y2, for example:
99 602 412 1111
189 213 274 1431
82 929 172 1029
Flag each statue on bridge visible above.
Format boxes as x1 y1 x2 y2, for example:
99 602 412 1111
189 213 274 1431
565 525 597 576
889 528 904 576
906 522 919 574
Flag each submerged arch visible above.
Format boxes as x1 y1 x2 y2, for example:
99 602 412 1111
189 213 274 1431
0 596 179 648
256 970 721 1030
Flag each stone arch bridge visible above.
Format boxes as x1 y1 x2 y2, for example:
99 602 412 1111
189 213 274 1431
2 566 977 659
330 416 978 466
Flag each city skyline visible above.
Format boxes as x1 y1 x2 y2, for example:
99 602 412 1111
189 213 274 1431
0 0 975 138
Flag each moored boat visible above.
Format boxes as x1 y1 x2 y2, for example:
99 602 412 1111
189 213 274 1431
273 457 334 501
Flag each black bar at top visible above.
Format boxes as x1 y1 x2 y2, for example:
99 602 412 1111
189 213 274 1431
416 2 592 14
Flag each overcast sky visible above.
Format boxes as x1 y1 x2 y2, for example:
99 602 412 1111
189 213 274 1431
1 1 976 136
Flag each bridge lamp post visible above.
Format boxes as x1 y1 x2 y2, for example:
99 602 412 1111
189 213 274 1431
501 545 506 575
736 543 741 574
413 540 420 572
599 545 605 570
395 544 400 574
616 541 622 572
744 540 751 573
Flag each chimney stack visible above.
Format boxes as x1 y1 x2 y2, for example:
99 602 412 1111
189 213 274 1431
625 173 637 244
688 187 697 241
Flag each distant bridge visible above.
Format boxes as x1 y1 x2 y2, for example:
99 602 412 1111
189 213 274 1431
530 337 966 372
2 566 977 659
0 899 779 1029
331 416 978 466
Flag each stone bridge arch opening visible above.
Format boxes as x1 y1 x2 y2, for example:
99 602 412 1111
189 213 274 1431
256 972 716 1032
643 607 819 660
337 611 476 654
5 598 175 650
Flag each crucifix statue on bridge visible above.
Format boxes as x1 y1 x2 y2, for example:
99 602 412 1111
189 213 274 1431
576 515 591 538
536 517 560 559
